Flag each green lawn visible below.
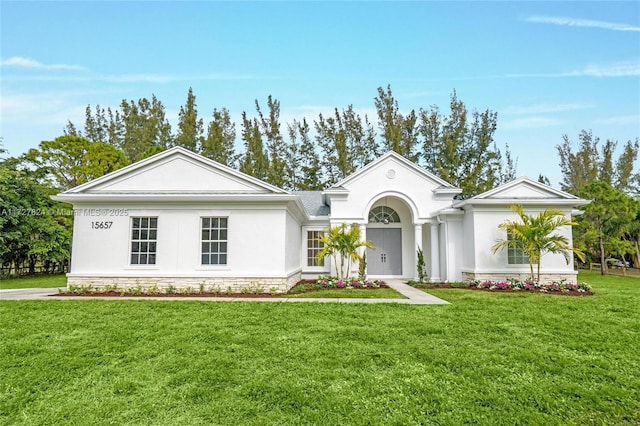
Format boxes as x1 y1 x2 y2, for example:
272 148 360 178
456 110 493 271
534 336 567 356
0 272 638 425
0 274 66 290
287 287 405 298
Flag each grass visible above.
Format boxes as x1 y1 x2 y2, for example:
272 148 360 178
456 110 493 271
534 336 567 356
287 287 405 298
0 271 638 424
0 274 66 290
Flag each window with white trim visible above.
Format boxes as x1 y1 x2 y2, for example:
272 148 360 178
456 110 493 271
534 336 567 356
131 217 157 265
507 232 529 265
307 230 325 267
201 217 228 265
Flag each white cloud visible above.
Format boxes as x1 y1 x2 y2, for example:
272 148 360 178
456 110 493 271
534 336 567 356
502 103 594 115
594 115 640 125
500 117 563 130
0 56 86 71
525 15 640 32
2 72 258 83
507 61 640 78
0 93 85 126
579 62 640 77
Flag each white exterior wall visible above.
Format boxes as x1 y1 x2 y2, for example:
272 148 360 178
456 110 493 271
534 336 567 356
462 211 477 272
462 206 578 282
68 203 301 291
327 157 455 222
443 217 464 282
285 210 302 274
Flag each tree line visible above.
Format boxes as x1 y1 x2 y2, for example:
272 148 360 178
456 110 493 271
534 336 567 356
556 131 640 273
58 85 516 197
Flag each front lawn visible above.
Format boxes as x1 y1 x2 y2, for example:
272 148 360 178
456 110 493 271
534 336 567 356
287 287 405 299
0 274 66 290
0 271 638 424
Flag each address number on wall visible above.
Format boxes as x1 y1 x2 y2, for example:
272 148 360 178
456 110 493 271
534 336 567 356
91 221 113 229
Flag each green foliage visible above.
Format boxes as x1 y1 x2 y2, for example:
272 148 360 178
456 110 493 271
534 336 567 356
492 205 584 282
0 164 71 275
557 130 639 194
358 252 367 281
175 87 204 152
119 95 173 161
577 181 638 274
374 84 418 161
286 118 322 190
419 90 505 198
315 105 379 187
417 247 427 282
202 108 237 166
25 135 129 190
239 111 269 181
256 96 288 188
316 223 374 280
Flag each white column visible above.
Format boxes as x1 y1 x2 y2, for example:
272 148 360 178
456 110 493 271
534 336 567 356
430 222 441 282
414 224 423 281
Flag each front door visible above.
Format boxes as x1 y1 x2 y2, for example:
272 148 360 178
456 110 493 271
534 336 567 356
367 228 402 275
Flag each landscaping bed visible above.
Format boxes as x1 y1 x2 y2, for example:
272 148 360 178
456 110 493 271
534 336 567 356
410 279 593 296
55 278 396 298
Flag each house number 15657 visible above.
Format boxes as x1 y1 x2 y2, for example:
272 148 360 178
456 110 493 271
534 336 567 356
91 221 113 229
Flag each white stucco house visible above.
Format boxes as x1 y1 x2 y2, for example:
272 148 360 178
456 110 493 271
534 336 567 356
54 146 589 292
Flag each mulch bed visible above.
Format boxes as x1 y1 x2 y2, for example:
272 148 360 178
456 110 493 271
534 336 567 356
416 284 593 296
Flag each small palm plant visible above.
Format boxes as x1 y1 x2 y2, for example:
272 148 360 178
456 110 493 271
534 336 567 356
316 223 374 280
492 205 585 282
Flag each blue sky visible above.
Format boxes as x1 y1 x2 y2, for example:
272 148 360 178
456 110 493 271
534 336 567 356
1 1 639 187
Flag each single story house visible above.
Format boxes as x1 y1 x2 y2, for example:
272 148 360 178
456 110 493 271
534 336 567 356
54 146 589 292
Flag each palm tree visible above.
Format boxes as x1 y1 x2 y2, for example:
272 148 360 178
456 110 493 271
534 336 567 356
316 223 374 280
491 205 585 282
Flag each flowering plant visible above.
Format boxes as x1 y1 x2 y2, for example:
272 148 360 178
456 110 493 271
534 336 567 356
316 276 385 289
471 278 591 293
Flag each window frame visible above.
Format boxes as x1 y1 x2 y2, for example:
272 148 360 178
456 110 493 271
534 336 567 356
302 227 330 272
507 232 529 265
306 230 325 267
200 216 228 266
130 216 158 265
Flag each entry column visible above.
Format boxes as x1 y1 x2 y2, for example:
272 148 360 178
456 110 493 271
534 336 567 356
430 222 441 282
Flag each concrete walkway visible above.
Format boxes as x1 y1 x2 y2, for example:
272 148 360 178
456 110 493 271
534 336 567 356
0 280 448 305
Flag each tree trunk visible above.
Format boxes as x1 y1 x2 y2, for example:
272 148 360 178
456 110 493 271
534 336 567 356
634 239 640 269
599 235 606 275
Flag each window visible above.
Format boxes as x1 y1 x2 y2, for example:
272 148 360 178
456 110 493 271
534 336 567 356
507 232 529 265
307 230 324 267
131 217 157 265
201 217 228 265
368 206 400 224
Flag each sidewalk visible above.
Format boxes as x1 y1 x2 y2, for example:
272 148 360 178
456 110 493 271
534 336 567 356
0 280 448 305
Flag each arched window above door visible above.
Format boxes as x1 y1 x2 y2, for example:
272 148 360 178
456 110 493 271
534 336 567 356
368 206 400 224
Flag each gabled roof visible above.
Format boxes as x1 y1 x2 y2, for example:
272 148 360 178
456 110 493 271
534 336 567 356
453 177 589 208
325 151 460 193
58 146 288 198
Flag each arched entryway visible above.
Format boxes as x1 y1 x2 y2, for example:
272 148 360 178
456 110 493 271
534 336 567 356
367 206 403 275
364 196 417 278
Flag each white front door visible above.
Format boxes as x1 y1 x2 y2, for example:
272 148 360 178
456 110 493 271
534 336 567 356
367 228 402 275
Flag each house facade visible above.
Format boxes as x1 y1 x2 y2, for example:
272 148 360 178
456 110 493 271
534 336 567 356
54 147 588 292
